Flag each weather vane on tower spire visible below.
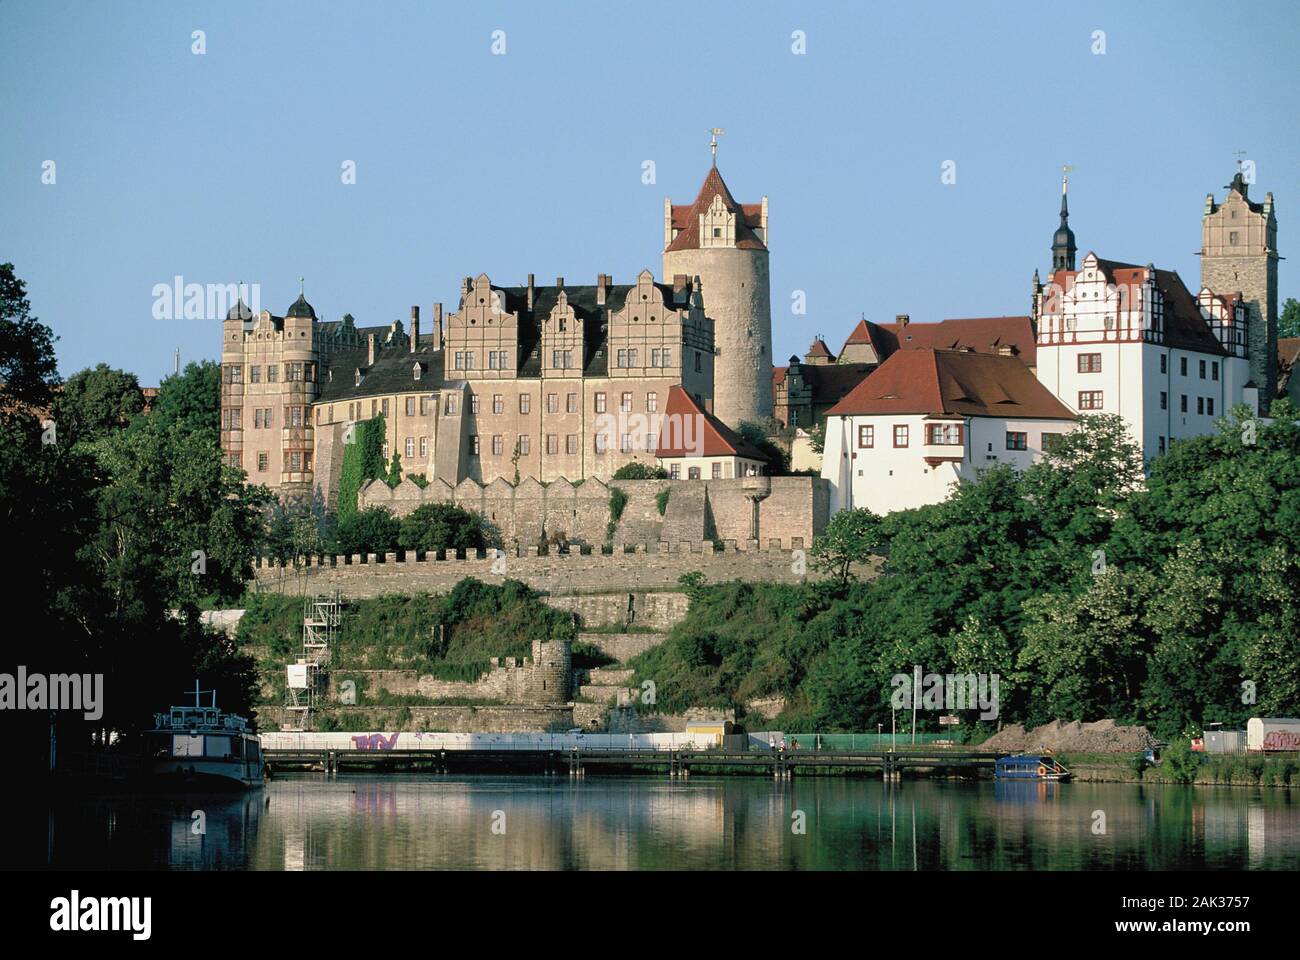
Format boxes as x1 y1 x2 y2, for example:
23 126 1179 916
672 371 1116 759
709 128 725 167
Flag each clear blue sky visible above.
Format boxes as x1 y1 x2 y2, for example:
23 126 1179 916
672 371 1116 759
3 0 1297 383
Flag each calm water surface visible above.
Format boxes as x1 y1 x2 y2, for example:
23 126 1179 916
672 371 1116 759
44 774 1300 870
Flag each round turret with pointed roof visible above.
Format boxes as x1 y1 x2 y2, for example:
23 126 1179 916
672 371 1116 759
286 293 316 320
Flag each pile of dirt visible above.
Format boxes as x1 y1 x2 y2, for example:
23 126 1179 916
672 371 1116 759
981 719 1157 754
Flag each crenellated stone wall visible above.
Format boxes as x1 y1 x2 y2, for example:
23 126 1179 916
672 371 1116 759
356 474 829 552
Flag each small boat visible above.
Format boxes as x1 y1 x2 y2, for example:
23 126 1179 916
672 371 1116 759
143 681 264 789
994 754 1071 781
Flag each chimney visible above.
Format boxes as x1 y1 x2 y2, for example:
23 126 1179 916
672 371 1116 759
431 303 443 352
596 273 608 306
896 313 910 328
673 274 688 304
367 333 377 366
556 276 564 291
527 273 535 311
410 306 420 353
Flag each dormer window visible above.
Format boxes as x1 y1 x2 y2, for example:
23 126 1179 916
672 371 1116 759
413 363 422 381
354 368 362 386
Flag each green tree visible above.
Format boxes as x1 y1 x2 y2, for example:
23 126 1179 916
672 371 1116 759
0 262 59 408
811 507 883 585
386 450 403 487
398 502 488 554
335 506 401 555
52 363 143 445
611 462 668 480
149 360 220 443
1279 297 1300 339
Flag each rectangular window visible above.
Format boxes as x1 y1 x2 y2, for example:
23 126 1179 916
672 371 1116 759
858 425 874 448
595 393 606 414
493 394 503 415
628 348 638 368
712 462 723 479
519 394 530 415
446 395 458 415
489 351 499 370
620 392 633 412
893 425 909 447
406 397 415 416
1197 396 1205 415
420 397 429 416
419 436 428 457
1041 432 1063 453
546 434 558 455
566 393 577 413
470 435 479 455
1160 391 1167 410
381 399 389 417
651 348 661 368
471 395 480 414
1077 353 1102 373
455 352 465 370
566 435 577 455
662 348 672 368
491 435 503 456
645 432 656 452
465 352 475 370
1180 357 1188 376
519 436 530 455
926 423 963 445
647 392 658 413
547 393 558 413
688 466 701 480
1212 361 1220 381
1160 354 1167 374
1180 394 1188 413
670 463 680 480
254 409 263 429
617 349 627 368
250 365 261 383
1207 398 1215 416
694 351 701 373
266 364 276 383
620 433 633 454
595 433 608 453
405 438 414 457
290 451 301 471
1199 359 1207 379
291 406 303 427
257 452 268 472
1005 431 1027 451
1078 391 1103 410
1158 435 1166 455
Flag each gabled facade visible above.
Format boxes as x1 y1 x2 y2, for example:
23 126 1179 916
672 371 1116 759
655 385 768 480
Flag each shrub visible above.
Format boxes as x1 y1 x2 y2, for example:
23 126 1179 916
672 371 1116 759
335 507 401 555
656 488 671 516
611 462 668 480
398 502 488 555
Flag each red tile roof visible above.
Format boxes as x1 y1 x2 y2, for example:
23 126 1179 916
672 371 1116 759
654 386 769 460
827 349 1075 420
665 166 767 253
805 338 835 360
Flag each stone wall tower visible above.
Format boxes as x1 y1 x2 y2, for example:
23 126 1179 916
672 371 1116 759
663 163 773 428
530 636 571 703
1200 169 1279 409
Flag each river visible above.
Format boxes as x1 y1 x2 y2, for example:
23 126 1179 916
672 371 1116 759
43 774 1300 870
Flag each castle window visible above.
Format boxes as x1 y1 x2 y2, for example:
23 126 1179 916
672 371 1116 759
712 462 723 479
628 348 638 367
1230 231 1239 246
1212 361 1219 381
382 399 389 417
651 348 661 368
1042 433 1063 453
446 395 459 415
1197 397 1205 415
1160 392 1167 410
1158 436 1166 455
688 466 701 479
454 352 465 370
547 393 558 413
266 364 276 383
420 397 429 416
858 425 874 448
519 436 530 455
470 434 479 455
493 394 503 415
1180 395 1188 413
413 365 421 382
251 365 261 383
381 442 388 459
290 452 301 471
695 351 701 373
712 228 721 238
620 433 633 454
647 392 658 413
406 397 416 416
620 392 633 413
471 395 480 414
419 437 428 457
566 435 577 455
893 425 909 447
519 394 531 415
927 423 963 445
595 393 606 414
595 432 608 453
547 435 558 455
617 349 626 367
645 432 656 452
492 435 503 456
1199 359 1207 379
1207 398 1215 415
663 348 672 367
559 318 567 332
567 393 577 413
257 452 268 472
1078 391 1103 410
1077 353 1102 373
405 438 414 457
1180 357 1188 377
291 406 303 427
465 352 475 370
1005 431 1027 451
1160 355 1167 374
670 463 680 480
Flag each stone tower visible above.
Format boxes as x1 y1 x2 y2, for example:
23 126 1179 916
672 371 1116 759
1051 172 1077 272
663 163 773 428
530 636 571 703
1201 169 1279 409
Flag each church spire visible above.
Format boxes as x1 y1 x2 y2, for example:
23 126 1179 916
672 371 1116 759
1052 166 1077 271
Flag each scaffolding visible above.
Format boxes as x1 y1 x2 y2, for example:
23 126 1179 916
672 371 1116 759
284 591 340 731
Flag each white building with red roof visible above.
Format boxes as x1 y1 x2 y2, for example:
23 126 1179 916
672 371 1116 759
653 385 769 480
821 349 1076 513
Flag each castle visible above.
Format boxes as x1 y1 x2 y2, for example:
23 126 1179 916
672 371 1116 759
219 158 774 503
821 168 1279 515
